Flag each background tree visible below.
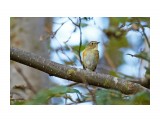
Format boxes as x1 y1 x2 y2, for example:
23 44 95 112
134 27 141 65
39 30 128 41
10 17 52 101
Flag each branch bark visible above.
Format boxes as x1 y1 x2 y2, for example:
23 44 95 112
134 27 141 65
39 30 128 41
10 47 149 95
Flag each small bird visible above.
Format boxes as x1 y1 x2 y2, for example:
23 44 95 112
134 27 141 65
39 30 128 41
82 41 100 71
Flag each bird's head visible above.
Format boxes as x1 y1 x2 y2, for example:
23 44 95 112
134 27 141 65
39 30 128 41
86 41 100 50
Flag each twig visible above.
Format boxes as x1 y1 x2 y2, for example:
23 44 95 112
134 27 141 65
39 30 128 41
84 84 96 105
67 82 79 87
138 59 143 79
64 26 76 43
63 94 77 104
52 20 68 25
118 72 137 79
54 37 76 66
14 65 36 94
66 100 91 105
66 77 92 100
63 93 85 105
141 25 150 48
64 94 67 105
51 21 68 39
64 42 80 61
126 53 149 62
78 17 85 69
136 18 150 48
68 17 79 27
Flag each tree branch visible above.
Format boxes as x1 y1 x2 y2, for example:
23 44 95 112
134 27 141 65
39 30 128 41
136 18 150 48
78 17 84 69
10 47 149 95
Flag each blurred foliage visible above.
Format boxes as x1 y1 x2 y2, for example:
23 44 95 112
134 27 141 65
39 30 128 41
27 86 85 105
10 99 26 105
96 89 125 105
10 17 16 29
11 86 85 105
95 89 149 105
72 44 86 53
109 17 129 26
11 87 149 105
127 51 150 62
80 23 88 27
104 17 150 76
108 70 119 77
129 91 150 105
104 18 129 67
82 17 93 21
126 50 150 80
105 35 129 67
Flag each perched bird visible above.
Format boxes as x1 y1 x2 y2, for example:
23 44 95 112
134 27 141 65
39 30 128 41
82 41 100 71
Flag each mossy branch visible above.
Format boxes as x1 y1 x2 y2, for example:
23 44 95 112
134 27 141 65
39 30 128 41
10 47 149 95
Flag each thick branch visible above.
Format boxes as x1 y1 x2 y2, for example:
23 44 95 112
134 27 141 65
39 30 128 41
10 47 149 95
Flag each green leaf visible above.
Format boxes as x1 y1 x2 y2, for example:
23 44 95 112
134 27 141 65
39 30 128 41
95 89 126 105
127 51 150 62
117 17 129 24
72 45 86 53
82 17 93 21
10 99 25 105
105 35 129 67
145 66 150 77
95 89 150 105
129 91 150 105
48 86 82 95
108 70 119 77
134 52 150 62
110 17 128 26
80 23 88 27
25 86 83 105
138 17 150 27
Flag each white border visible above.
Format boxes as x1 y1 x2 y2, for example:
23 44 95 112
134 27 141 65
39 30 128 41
0 0 160 120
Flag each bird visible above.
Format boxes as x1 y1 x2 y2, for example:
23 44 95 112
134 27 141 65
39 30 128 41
82 41 100 71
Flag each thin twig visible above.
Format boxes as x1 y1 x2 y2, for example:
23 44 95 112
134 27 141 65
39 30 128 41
68 17 79 27
51 21 68 39
14 65 36 94
64 94 67 105
141 25 150 48
78 17 85 69
118 72 137 79
52 20 68 25
55 37 76 66
84 84 96 105
66 100 91 105
64 42 80 61
64 26 76 43
138 59 143 79
67 82 79 87
63 94 77 104
136 18 150 48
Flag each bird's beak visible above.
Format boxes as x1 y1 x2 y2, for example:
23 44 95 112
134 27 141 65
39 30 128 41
97 42 100 44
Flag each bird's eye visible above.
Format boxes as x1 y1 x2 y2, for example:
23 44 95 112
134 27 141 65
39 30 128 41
91 43 93 45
